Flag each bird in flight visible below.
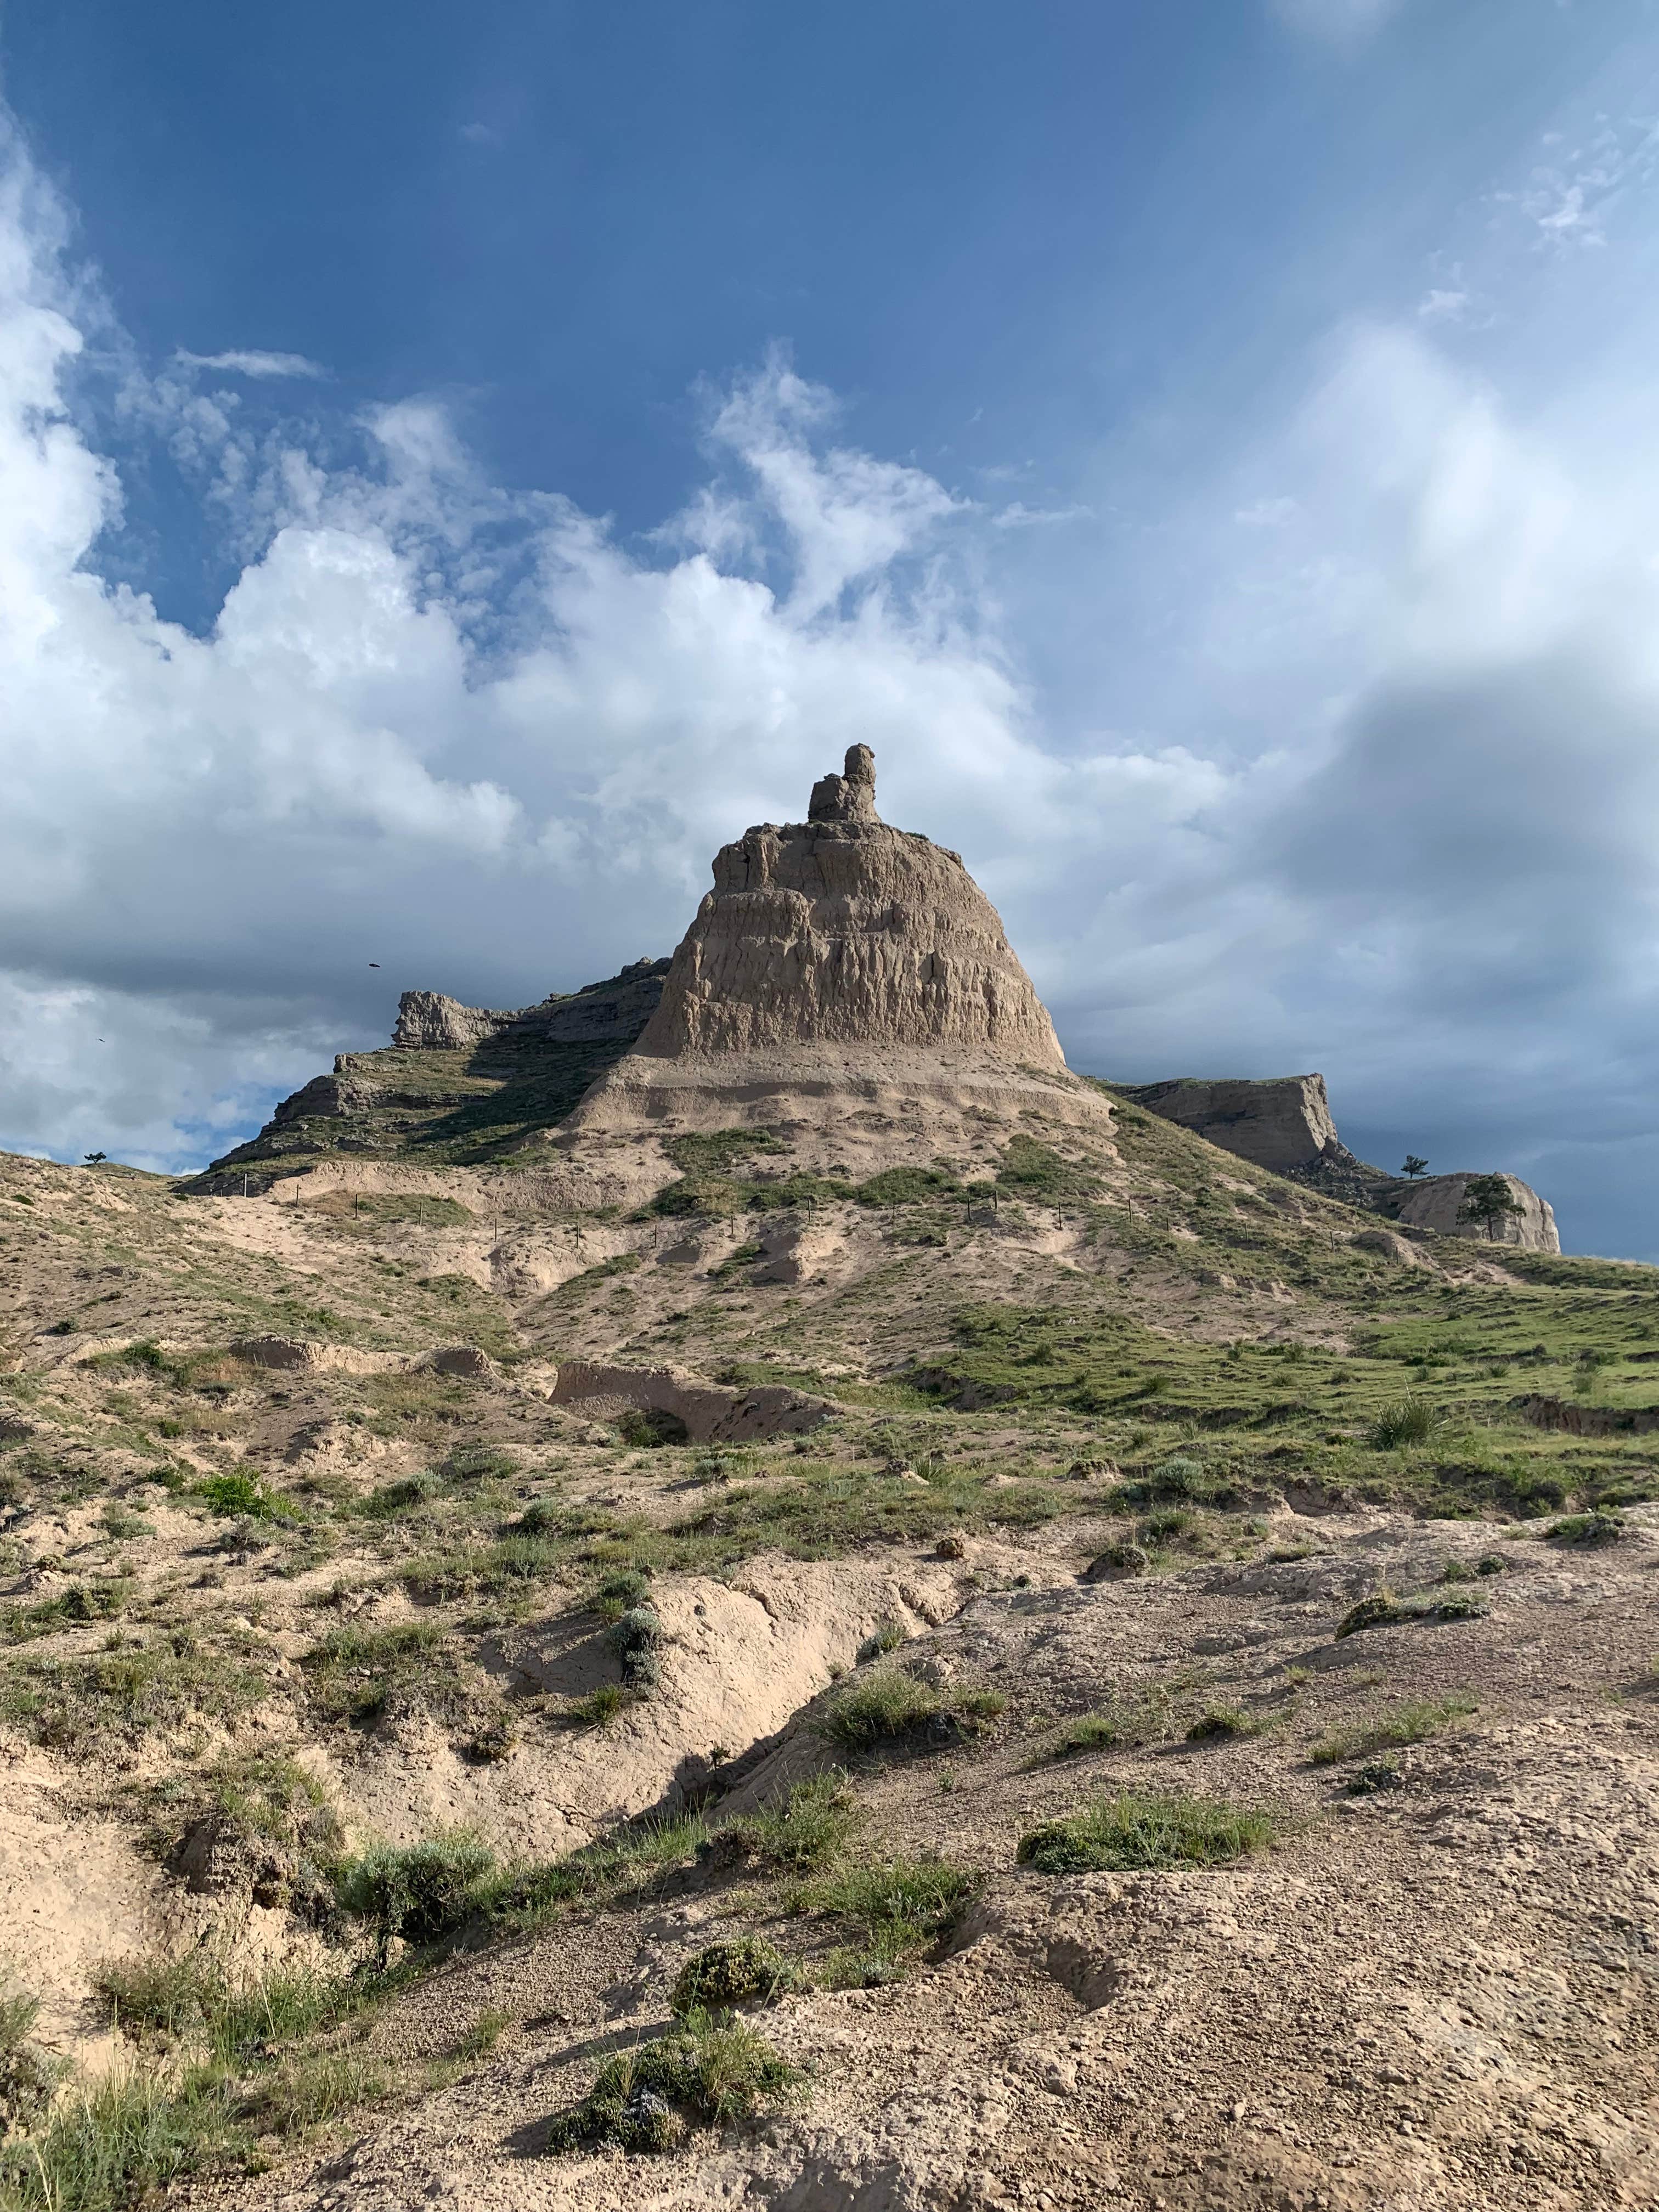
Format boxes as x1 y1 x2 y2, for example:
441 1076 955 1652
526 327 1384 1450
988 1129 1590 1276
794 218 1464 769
369 962 381 968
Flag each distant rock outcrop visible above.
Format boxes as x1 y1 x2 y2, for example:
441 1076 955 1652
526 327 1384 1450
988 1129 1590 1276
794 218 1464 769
1389 1170 1559 1252
392 994 514 1052
195 959 672 1185
1116 1075 1341 1174
1122 1070 1561 1253
393 960 670 1053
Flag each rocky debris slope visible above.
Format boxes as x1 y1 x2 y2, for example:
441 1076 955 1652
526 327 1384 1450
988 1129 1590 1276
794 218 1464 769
1120 1074 1561 1253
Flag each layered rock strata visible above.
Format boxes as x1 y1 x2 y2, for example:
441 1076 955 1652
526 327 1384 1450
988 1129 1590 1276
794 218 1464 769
565 748 1109 1166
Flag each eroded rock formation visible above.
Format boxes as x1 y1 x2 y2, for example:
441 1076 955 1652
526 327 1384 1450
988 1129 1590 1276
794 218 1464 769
565 748 1106 1165
631 747 1064 1064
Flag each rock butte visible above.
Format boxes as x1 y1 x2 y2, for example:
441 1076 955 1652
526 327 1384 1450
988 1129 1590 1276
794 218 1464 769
560 744 1114 1172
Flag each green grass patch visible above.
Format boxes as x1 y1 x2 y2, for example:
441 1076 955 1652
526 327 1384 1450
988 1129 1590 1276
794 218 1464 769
721 1774 862 1872
1017 1790 1279 1874
0 1637 266 1756
789 1854 975 1978
1308 1694 1478 1767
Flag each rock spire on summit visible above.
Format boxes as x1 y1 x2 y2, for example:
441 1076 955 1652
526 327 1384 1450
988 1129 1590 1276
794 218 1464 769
808 743 880 825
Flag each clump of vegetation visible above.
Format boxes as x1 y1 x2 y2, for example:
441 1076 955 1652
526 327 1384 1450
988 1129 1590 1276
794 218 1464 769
0 1982 58 2134
1335 1592 1417 1638
857 1620 907 1662
608 1604 663 1689
195 1470 295 1521
563 1684 637 1729
721 1774 862 1872
618 1407 691 1448
1547 1510 1625 1545
440 1442 520 1484
1345 1757 1404 1794
489 1813 710 1934
670 1937 794 2016
543 2008 800 2155
0 1636 266 1756
301 1620 459 1725
333 1830 499 1959
590 1567 652 1621
360 1474 437 1518
1184 1704 1262 1742
789 1855 976 1982
818 1666 943 1751
1308 1694 1477 1767
1017 1791 1279 1874
1367 1398 1440 1451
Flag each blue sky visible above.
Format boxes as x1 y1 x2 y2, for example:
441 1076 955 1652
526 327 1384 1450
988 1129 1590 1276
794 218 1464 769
3 0 1659 1255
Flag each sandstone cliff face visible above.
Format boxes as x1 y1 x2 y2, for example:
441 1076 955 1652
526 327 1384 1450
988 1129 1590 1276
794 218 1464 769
392 994 512 1052
1390 1170 1561 1253
628 748 1064 1067
1116 1074 1339 1173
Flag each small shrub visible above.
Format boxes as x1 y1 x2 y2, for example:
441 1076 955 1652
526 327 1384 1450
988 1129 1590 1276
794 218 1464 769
0 2064 239 2209
818 1667 943 1752
1367 1398 1439 1451
1152 1455 1204 1496
1476 1554 1508 1576
1017 1791 1278 1874
1184 1704 1261 1742
957 1689 1007 1723
1345 1757 1404 1795
618 1407 690 1448
856 1621 907 1663
361 1474 437 1518
1047 1690 1172 1758
334 1830 498 1956
1334 1592 1417 1639
489 1813 709 1933
723 1773 861 1871
195 1470 294 1522
564 1684 637 1728
240 2050 388 2135
670 1937 793 2016
591 1568 652 1622
1431 1591 1489 1622
441 1443 520 1484
543 2009 799 2154
608 1605 663 1689
0 1981 57 2133
1547 1510 1625 1547
450 2007 511 2063
1308 1694 1477 1767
